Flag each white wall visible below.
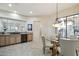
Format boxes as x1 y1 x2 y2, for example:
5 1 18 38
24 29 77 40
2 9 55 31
38 16 55 40
51 4 79 19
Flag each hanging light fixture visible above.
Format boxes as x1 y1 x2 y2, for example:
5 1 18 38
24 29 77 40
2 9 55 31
56 2 58 24
52 2 59 27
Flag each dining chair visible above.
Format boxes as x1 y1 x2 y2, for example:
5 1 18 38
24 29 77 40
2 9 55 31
41 36 53 55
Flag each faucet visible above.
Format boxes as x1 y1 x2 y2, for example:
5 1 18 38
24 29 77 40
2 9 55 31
3 25 7 34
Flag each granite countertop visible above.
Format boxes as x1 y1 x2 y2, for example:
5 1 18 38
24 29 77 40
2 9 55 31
0 32 33 35
0 33 10 35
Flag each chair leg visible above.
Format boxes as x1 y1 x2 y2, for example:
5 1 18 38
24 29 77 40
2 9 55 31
76 49 78 56
43 47 45 54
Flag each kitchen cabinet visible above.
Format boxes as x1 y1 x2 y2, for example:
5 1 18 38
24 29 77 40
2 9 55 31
9 35 16 44
5 35 10 45
15 34 21 43
0 36 5 46
21 34 27 43
0 34 21 47
0 33 33 47
27 33 33 42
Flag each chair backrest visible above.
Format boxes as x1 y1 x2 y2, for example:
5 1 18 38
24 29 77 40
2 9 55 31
59 39 79 56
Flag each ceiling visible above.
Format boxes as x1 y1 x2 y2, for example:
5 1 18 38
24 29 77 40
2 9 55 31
0 3 78 16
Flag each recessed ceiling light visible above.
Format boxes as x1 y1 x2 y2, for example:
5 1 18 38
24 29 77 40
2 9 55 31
8 4 12 7
29 11 32 14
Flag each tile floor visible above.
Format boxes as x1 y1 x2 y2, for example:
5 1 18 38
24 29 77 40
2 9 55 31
0 41 51 56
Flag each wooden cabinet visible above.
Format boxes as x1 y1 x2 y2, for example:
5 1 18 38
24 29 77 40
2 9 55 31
9 35 16 44
5 35 10 45
0 36 5 46
0 34 21 47
21 34 27 42
15 34 21 43
27 33 33 42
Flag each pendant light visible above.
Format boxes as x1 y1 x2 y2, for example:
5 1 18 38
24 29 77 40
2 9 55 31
56 3 58 23
55 3 60 40
52 3 58 27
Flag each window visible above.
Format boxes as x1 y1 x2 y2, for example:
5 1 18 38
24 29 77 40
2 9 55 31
56 13 79 39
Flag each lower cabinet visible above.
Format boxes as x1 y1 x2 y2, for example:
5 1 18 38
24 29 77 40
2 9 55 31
0 36 5 46
27 34 33 42
15 34 21 43
5 35 10 45
9 35 16 44
21 34 27 43
0 34 21 47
